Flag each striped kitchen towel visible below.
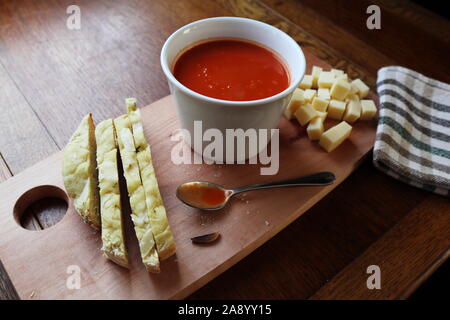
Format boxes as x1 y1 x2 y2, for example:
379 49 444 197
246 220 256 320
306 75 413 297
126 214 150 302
374 66 450 197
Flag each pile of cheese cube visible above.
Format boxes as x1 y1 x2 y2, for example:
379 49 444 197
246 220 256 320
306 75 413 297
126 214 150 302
284 66 377 152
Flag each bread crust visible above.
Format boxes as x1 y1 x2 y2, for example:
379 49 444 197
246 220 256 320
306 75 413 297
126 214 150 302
126 98 176 260
62 114 100 229
114 115 160 273
96 119 129 268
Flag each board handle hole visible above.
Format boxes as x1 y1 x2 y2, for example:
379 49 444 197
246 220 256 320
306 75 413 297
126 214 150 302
13 185 69 231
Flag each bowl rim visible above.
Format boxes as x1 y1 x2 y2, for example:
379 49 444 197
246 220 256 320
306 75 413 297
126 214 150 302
160 16 306 106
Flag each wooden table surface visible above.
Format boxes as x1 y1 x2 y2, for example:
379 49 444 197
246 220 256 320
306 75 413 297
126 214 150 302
0 0 448 300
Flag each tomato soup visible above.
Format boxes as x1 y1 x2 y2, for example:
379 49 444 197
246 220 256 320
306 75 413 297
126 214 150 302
173 39 290 101
177 182 230 209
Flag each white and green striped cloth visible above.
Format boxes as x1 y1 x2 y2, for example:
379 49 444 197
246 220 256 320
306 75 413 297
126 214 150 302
374 66 450 197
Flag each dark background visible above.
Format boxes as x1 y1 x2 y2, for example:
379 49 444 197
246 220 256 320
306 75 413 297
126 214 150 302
413 1 449 19
409 0 448 300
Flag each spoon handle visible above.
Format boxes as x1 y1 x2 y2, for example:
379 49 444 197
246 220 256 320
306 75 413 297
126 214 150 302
232 172 336 195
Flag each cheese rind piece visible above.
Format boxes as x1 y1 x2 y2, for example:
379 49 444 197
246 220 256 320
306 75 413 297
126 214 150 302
284 88 305 120
319 121 352 152
331 79 351 101
318 71 335 89
360 99 377 120
299 75 313 89
126 98 176 261
114 114 160 272
328 100 346 120
303 89 317 103
95 119 129 268
352 79 370 98
317 88 331 99
343 98 361 123
307 117 324 140
62 114 100 229
311 97 329 112
311 66 322 88
295 103 318 126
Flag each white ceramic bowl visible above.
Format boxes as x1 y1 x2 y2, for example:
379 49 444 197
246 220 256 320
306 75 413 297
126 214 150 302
161 17 306 161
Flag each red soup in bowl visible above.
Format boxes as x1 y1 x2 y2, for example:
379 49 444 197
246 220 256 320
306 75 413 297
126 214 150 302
173 39 290 102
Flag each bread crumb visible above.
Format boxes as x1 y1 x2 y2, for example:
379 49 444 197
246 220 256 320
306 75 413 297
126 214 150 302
265 220 270 226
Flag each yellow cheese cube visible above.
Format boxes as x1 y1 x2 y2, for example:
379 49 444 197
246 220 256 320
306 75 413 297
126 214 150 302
295 103 318 126
307 117 324 140
299 75 313 89
343 98 361 123
328 100 346 120
319 121 352 152
330 79 351 101
284 88 305 120
318 71 335 89
346 94 360 103
360 99 377 120
336 74 348 82
316 111 328 121
331 69 345 77
317 88 331 99
311 97 329 112
303 89 317 103
311 66 322 88
352 79 370 98
350 82 359 95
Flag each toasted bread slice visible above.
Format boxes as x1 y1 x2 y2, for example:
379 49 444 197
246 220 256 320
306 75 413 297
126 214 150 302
62 114 100 229
95 119 129 268
126 98 176 260
114 115 160 273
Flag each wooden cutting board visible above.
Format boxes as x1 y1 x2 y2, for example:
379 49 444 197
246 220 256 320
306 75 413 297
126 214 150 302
0 54 377 300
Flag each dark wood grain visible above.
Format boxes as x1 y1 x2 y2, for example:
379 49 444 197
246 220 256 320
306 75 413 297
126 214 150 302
0 0 230 230
311 196 450 300
0 0 236 299
0 55 61 234
0 0 229 148
0 156 19 300
0 0 448 300
0 153 12 183
215 0 376 87
188 160 429 299
0 261 18 300
260 0 398 78
262 0 450 83
375 0 450 37
0 63 58 173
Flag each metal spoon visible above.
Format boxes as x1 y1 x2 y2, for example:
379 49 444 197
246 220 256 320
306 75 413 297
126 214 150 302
176 171 336 211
